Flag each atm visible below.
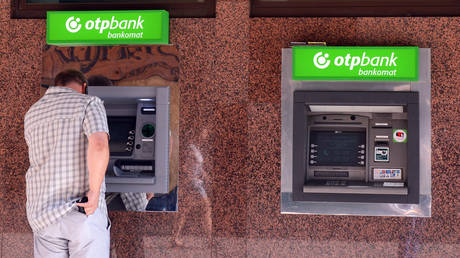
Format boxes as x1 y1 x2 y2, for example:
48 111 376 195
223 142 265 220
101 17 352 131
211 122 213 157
293 91 419 203
88 86 170 194
281 46 431 216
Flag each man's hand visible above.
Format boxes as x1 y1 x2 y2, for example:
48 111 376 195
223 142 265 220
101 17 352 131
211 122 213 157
76 190 100 215
147 193 154 201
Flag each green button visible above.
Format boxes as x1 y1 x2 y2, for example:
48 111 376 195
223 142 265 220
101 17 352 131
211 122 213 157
142 124 155 138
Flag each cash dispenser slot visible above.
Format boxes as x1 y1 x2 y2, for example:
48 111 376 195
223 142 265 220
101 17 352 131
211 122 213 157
107 159 156 185
314 171 349 178
303 185 408 195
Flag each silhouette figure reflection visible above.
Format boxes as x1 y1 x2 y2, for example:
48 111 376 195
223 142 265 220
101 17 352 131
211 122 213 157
173 129 212 247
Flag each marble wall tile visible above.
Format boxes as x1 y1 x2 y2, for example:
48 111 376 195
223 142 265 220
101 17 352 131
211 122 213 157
0 20 9 101
212 0 250 105
0 2 9 22
3 19 45 120
206 104 248 233
431 70 460 105
2 175 30 234
247 238 402 258
170 18 216 106
430 121 459 217
2 233 34 258
0 0 458 257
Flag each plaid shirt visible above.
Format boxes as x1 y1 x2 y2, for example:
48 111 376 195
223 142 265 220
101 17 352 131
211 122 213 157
120 192 148 211
24 86 109 232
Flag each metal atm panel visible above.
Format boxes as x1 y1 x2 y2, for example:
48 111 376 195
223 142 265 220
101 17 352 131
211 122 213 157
88 86 170 194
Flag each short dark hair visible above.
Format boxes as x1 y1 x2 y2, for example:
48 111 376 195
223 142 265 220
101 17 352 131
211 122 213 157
54 69 88 86
87 75 113 86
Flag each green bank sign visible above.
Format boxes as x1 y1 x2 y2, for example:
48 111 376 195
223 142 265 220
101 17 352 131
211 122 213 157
47 10 169 45
293 46 419 81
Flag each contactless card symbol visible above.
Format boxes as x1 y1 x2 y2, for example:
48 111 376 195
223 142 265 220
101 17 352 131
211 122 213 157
393 129 407 143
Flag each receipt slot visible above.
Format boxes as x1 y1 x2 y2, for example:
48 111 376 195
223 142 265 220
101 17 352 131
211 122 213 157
281 46 431 216
88 86 170 193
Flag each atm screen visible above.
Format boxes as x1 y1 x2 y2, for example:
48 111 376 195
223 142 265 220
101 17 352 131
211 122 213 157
107 116 136 156
309 131 365 167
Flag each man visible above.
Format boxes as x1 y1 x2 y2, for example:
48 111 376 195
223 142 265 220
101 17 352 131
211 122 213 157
24 69 111 257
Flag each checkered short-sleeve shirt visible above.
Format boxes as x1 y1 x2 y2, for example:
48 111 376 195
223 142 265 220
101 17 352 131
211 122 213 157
24 86 109 232
120 192 148 211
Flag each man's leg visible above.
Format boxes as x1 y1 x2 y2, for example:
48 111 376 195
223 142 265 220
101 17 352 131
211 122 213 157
64 208 110 258
34 222 69 258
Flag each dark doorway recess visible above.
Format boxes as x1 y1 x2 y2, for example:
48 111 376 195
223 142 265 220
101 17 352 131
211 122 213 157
250 0 460 17
12 0 216 19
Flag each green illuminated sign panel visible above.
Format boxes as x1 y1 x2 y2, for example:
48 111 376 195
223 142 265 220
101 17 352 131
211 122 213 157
47 10 169 45
293 46 419 81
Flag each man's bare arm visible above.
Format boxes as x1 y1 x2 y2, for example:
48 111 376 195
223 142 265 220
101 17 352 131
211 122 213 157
77 132 109 215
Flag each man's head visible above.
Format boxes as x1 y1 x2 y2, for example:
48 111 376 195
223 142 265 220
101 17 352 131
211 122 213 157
54 69 88 94
87 75 113 87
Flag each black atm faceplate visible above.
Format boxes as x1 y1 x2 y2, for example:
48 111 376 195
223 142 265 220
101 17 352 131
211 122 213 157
292 91 420 204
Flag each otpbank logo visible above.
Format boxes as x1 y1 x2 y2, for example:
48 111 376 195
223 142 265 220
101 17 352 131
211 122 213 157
293 46 419 81
313 52 330 69
65 16 144 34
65 17 81 33
47 10 169 46
313 51 398 72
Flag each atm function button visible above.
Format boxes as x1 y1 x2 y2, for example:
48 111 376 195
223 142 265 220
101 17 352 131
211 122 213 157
310 143 317 155
358 150 365 154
